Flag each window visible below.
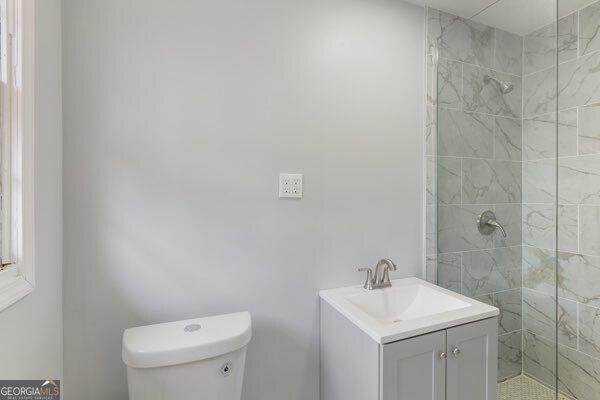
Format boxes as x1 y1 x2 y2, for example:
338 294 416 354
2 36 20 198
0 0 34 312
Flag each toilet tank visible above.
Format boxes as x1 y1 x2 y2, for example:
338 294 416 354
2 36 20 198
122 312 252 400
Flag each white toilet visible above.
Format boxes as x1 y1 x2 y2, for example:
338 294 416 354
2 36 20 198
122 312 251 400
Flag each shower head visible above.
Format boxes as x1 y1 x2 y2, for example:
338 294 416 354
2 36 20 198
484 74 514 94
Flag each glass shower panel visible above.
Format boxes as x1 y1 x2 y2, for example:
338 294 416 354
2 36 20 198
426 1 560 398
555 1 600 399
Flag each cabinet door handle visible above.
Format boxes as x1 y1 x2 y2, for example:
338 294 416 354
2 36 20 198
439 352 447 360
452 347 461 357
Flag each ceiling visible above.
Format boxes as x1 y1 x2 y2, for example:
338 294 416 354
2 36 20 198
404 0 593 35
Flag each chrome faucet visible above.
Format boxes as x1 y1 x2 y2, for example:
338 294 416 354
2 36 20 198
358 259 397 290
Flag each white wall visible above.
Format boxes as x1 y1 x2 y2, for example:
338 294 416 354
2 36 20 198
0 0 63 380
62 0 424 399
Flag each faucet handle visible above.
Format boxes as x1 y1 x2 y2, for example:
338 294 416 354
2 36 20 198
477 210 508 238
358 268 374 290
487 219 507 238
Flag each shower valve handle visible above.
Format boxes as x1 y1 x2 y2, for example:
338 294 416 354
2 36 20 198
477 210 507 238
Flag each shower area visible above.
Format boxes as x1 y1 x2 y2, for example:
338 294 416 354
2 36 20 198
425 0 600 399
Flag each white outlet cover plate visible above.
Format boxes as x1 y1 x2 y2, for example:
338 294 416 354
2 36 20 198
279 173 303 199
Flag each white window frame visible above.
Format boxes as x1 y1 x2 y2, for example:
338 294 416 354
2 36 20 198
0 0 35 312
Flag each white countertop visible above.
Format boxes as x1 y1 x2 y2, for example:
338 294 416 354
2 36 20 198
319 277 499 344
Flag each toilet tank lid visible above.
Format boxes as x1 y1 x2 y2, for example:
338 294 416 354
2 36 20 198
122 312 252 369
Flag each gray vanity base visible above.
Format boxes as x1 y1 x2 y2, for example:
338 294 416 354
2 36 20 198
320 300 498 400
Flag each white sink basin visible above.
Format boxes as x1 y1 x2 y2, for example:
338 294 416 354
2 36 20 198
346 283 471 324
320 277 498 344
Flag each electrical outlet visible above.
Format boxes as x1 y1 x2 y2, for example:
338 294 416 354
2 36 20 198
279 173 303 199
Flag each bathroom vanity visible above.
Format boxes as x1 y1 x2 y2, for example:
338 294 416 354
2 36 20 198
320 278 499 400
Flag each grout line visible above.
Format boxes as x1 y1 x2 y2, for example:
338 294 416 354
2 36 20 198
487 287 523 297
436 103 522 119
522 107 579 121
459 252 463 295
522 286 578 305
524 327 600 362
466 0 502 24
577 204 580 254
521 243 600 259
499 329 523 338
460 158 463 204
436 101 587 122
522 63 556 79
522 202 599 207
437 55 523 79
521 46 600 80
437 155 523 163
437 104 523 119
438 245 600 267
438 245 523 255
578 9 581 59
576 106 580 156
525 151 600 161
576 302 580 351
493 108 497 159
442 201 534 206
460 62 464 113
493 28 497 72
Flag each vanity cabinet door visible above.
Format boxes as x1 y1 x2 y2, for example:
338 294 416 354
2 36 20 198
381 330 446 400
446 318 497 400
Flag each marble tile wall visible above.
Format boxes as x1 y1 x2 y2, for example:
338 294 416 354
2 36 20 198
426 4 600 392
424 7 524 382
521 2 600 399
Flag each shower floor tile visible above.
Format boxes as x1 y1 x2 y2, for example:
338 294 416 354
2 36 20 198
497 375 572 400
